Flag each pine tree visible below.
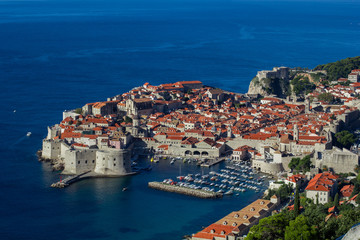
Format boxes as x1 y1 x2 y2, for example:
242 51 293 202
294 185 300 217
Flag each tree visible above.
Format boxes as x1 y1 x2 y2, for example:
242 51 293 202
288 157 300 171
316 193 319 205
284 215 318 240
294 186 300 217
298 155 312 172
314 56 360 81
335 130 356 149
334 209 360 238
334 193 339 208
74 108 82 114
317 92 334 103
288 155 312 172
246 213 289 240
291 76 316 96
356 194 360 205
354 165 360 174
124 116 132 123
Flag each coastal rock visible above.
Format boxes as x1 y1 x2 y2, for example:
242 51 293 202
247 76 290 98
247 77 269 96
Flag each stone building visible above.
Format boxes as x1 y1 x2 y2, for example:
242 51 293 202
305 172 338 204
256 67 289 80
192 196 280 240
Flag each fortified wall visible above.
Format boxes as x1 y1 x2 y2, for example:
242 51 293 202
42 137 132 176
317 147 359 173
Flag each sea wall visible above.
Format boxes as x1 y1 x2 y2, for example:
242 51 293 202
148 182 222 199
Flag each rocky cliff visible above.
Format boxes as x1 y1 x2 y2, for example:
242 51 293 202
247 76 290 98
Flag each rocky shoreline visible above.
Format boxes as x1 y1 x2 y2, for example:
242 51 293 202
37 150 64 172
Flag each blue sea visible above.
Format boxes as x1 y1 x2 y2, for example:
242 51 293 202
1 0 360 239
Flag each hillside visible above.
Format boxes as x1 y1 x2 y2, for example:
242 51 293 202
314 56 360 81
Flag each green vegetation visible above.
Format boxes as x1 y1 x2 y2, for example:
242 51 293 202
252 76 260 86
124 116 133 123
234 102 246 108
334 193 339 208
334 130 357 149
294 186 300 217
246 198 360 240
265 184 293 202
245 213 290 240
288 155 312 172
317 92 334 103
291 75 316 96
74 108 83 114
310 72 326 82
314 56 360 81
284 215 317 240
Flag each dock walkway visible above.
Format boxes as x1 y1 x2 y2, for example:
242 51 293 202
200 158 225 167
51 171 92 188
148 181 222 199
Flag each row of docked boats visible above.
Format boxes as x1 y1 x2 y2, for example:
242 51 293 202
161 162 267 196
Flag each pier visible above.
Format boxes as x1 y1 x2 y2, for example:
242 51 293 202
200 158 225 167
148 181 223 199
51 171 92 188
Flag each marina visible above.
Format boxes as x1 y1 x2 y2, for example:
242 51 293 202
146 156 268 198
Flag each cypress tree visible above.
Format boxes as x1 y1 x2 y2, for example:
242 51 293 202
334 193 339 208
316 193 319 205
294 185 300 217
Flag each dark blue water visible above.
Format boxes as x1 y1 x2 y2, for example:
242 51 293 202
1 0 360 239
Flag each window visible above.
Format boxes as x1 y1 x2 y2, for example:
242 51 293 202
85 160 87 164
223 221 227 225
78 161 80 164
92 160 95 163
234 214 239 218
114 164 116 166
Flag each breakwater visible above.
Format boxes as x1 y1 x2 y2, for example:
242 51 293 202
148 181 223 199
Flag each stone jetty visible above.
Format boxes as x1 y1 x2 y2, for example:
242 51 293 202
148 181 223 199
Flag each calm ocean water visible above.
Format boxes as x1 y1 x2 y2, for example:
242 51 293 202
1 0 360 239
